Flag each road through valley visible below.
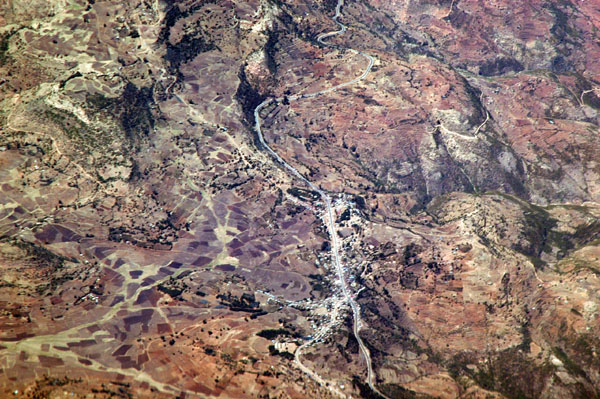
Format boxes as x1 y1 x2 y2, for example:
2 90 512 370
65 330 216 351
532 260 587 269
253 1 385 397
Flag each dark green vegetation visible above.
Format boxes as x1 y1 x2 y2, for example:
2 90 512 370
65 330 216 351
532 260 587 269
351 376 385 399
165 31 214 70
504 195 600 268
287 187 321 201
26 375 87 399
157 283 184 299
478 57 524 76
42 107 102 152
448 349 552 399
308 273 332 297
268 345 294 360
429 192 600 271
236 66 266 128
107 211 179 248
0 31 13 65
556 334 600 383
0 238 79 295
575 74 600 109
157 271 193 300
378 383 431 399
217 292 266 316
37 81 154 175
256 328 292 340
322 0 338 13
546 2 581 50
157 1 217 71
86 82 155 151
447 344 600 399
336 208 351 222
13 239 70 271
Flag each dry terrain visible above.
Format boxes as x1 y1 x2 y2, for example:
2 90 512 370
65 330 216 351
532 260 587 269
1 0 600 398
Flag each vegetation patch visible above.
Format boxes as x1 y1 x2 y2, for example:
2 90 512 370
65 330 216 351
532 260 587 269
0 31 13 65
256 328 292 340
379 382 433 399
268 345 294 360
236 66 266 127
86 82 155 151
217 292 264 313
351 376 385 399
448 348 553 399
287 187 321 201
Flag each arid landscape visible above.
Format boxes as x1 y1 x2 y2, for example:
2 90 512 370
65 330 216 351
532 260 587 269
1 0 600 398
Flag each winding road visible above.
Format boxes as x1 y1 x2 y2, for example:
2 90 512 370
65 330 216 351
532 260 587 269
254 1 385 397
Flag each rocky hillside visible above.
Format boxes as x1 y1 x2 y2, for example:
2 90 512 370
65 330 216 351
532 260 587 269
1 0 600 398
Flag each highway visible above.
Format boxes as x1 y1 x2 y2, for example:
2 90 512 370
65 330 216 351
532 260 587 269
254 1 386 397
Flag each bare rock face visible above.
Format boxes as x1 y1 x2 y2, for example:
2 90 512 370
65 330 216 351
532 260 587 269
1 0 600 398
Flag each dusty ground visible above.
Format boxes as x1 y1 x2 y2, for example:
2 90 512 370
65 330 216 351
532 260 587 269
1 0 600 398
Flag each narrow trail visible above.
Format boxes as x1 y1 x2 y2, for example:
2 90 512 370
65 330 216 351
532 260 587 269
438 93 489 141
254 1 386 397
